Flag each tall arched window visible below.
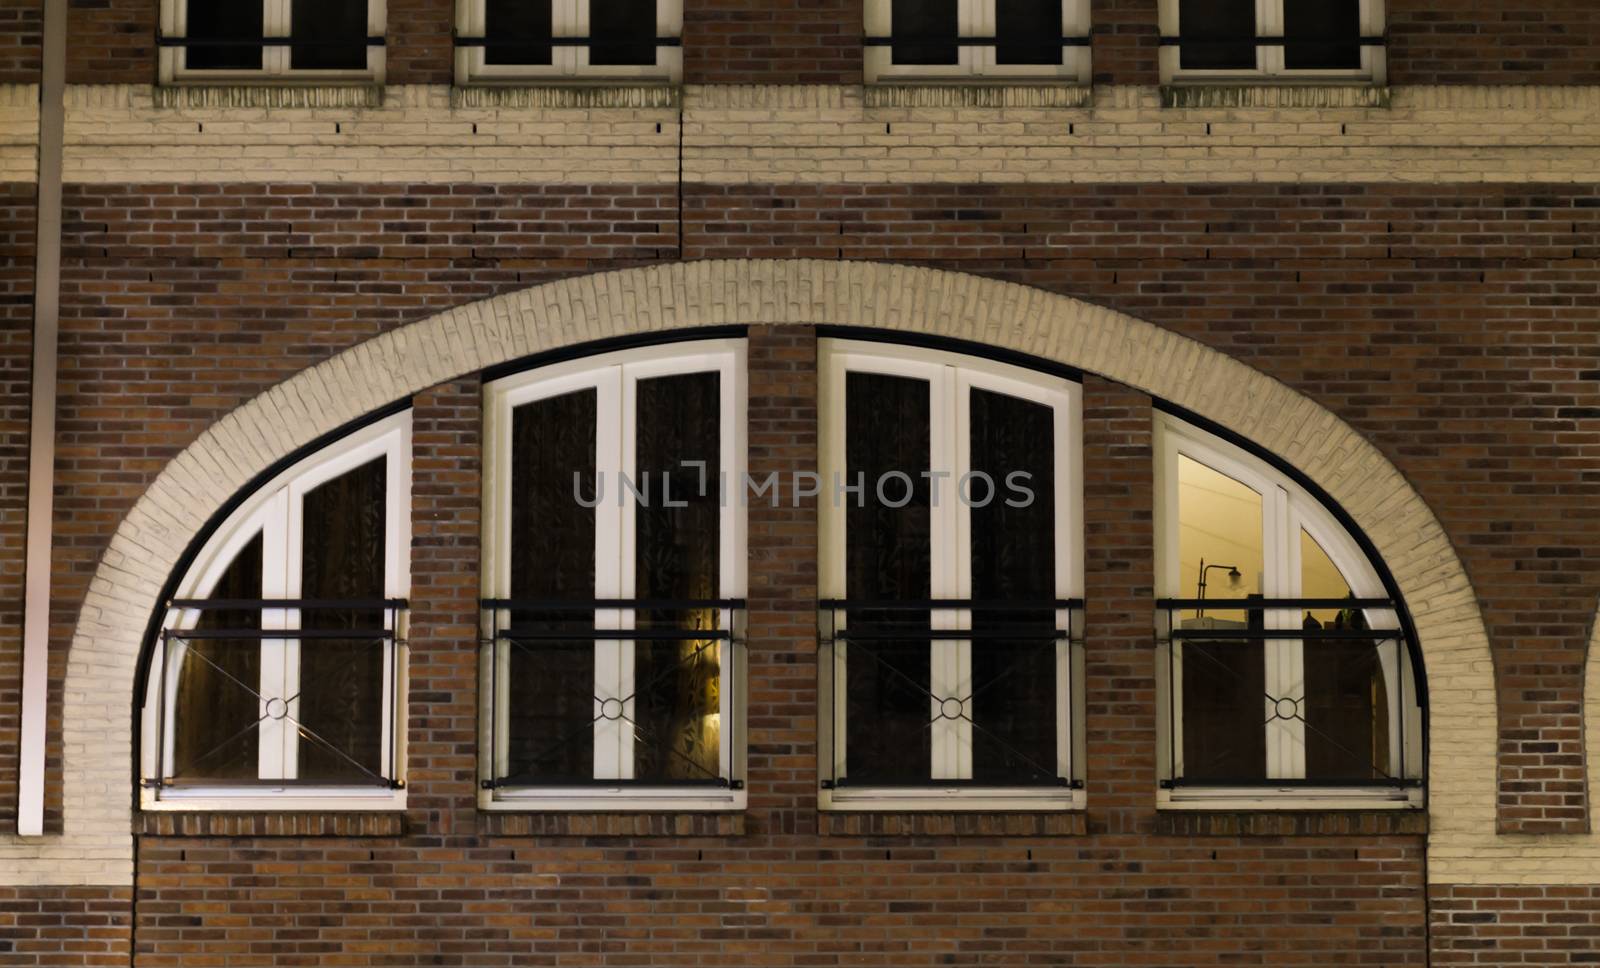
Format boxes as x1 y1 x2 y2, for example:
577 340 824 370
1155 413 1424 808
818 339 1085 811
480 338 748 810
139 411 411 810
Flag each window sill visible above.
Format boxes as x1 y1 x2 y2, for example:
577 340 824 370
451 83 680 109
138 811 407 838
153 83 386 109
820 811 1086 838
863 83 1092 109
1158 786 1424 813
481 812 745 837
1159 83 1390 109
1153 810 1427 837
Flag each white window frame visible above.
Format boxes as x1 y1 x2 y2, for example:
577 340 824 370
1158 0 1385 86
455 0 683 85
159 0 386 84
481 339 747 811
140 411 411 811
818 339 1085 812
864 0 1090 85
1153 415 1423 811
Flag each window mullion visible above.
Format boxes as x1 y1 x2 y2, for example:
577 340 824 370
1264 485 1302 780
929 366 963 781
596 365 628 781
1258 0 1283 76
265 0 290 76
258 490 292 782
561 0 584 77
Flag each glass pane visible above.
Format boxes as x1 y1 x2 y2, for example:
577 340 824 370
633 372 723 783
1301 530 1391 779
843 372 932 784
1176 455 1265 781
505 389 598 784
296 457 388 782
171 533 263 781
995 0 1061 66
289 0 367 70
1284 0 1361 69
891 0 958 65
485 0 553 65
1178 0 1256 70
969 388 1058 783
186 0 264 71
590 0 657 66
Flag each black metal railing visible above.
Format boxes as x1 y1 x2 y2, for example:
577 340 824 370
1158 36 1386 50
146 598 406 792
480 598 743 791
863 35 1092 48
1156 596 1419 792
818 598 1083 791
156 35 387 50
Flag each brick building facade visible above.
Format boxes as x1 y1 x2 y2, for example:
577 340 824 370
2 0 1600 964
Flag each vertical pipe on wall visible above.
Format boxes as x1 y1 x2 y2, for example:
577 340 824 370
17 0 67 838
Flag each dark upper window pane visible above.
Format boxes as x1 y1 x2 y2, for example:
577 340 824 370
844 372 932 784
171 532 263 781
186 0 264 71
505 389 598 783
295 457 388 781
968 388 1058 783
590 0 657 66
485 0 553 65
1284 0 1361 69
995 0 1061 66
892 0 959 65
632 372 723 782
290 0 367 70
1178 0 1256 71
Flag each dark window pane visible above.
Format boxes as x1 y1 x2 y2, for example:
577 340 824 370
844 372 932 785
1178 0 1256 70
504 389 597 783
590 0 657 66
996 0 1061 66
969 389 1058 784
171 533 263 781
1180 608 1266 782
633 372 722 782
296 457 388 782
1304 608 1391 780
892 0 958 65
186 0 264 71
290 0 367 70
1284 0 1361 69
485 0 553 65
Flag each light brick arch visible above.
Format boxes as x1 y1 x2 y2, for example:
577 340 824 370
0 258 1563 885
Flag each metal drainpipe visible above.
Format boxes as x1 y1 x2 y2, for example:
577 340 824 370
17 0 66 838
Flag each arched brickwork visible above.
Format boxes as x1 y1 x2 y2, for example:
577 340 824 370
0 259 1558 884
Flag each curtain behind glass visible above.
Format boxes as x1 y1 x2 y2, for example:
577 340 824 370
590 0 657 65
186 0 264 70
172 533 264 781
506 389 598 783
296 457 388 782
485 0 554 65
633 372 723 782
995 0 1060 65
892 0 958 65
289 0 368 70
844 371 932 784
1178 0 1256 70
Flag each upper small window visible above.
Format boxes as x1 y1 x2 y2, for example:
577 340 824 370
1159 0 1385 84
1154 415 1423 809
140 412 410 810
818 340 1084 811
159 0 385 83
864 0 1091 85
455 0 682 84
480 340 746 810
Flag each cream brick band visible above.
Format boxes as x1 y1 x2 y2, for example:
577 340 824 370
18 82 1600 185
0 260 1558 885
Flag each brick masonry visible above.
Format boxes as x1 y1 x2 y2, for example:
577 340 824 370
0 885 132 966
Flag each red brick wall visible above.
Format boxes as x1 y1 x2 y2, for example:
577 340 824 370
1389 1 1600 86
386 0 452 84
0 183 35 832
0 0 40 83
0 886 132 967
65 0 153 85
1431 884 1600 964
684 0 861 86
